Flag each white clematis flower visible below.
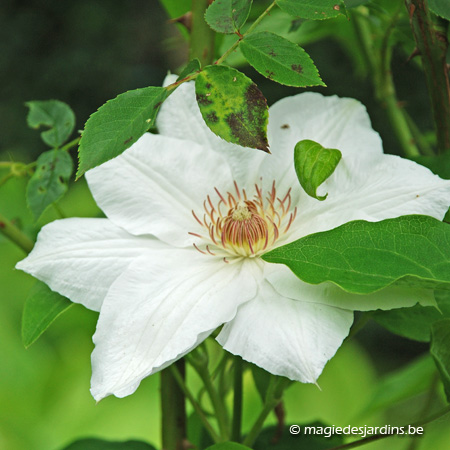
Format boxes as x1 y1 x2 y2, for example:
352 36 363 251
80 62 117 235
17 80 450 401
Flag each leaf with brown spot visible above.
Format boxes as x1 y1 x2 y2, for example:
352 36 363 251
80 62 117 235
205 0 253 34
277 0 347 20
195 65 269 152
240 32 325 87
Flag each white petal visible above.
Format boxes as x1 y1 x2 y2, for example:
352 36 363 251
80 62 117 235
265 263 436 311
217 279 353 383
15 218 165 311
86 133 233 247
90 252 258 400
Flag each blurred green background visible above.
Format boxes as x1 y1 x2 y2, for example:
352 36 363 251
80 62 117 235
1 0 449 449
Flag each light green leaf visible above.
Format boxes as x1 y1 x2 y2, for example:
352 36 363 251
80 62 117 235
429 0 450 20
240 32 325 87
431 318 450 402
76 86 168 178
26 149 73 220
25 100 75 148
294 139 341 200
205 443 251 450
158 0 190 18
195 65 269 151
62 438 156 450
22 281 72 348
177 58 201 80
263 215 450 295
372 290 450 342
277 0 347 20
205 0 253 34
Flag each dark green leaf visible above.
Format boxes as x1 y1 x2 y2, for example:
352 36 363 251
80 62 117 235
26 149 73 221
361 355 437 415
195 65 269 151
251 363 292 402
240 32 324 87
205 443 251 450
428 0 450 20
253 423 343 449
277 0 347 20
430 318 450 402
177 58 201 80
263 215 450 295
76 86 168 178
22 281 72 348
26 100 75 148
205 0 252 34
62 438 156 450
187 412 214 450
294 139 341 200
372 290 450 342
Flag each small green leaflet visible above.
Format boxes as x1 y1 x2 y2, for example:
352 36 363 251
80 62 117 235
205 443 251 450
26 100 75 148
177 58 201 80
62 438 156 450
430 318 450 402
76 86 168 178
240 32 324 87
263 215 450 295
277 0 347 20
22 281 72 348
205 0 253 34
294 140 341 200
195 65 269 152
26 149 73 221
428 0 450 20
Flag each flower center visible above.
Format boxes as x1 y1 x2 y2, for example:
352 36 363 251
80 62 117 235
190 181 297 260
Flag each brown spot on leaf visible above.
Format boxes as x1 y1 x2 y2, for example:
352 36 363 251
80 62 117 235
269 49 277 57
333 5 340 11
265 70 275 80
281 124 290 129
206 112 219 123
154 101 163 110
291 64 303 74
123 136 133 145
0 221 5 229
38 186 46 193
196 93 213 106
206 83 212 89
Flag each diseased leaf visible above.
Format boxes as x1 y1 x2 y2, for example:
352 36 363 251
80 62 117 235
277 0 347 20
26 100 75 148
294 139 341 200
205 0 253 34
372 290 450 342
62 438 156 450
429 0 450 20
22 281 72 348
430 318 450 402
76 86 168 178
26 149 73 221
177 58 201 80
263 215 450 295
195 65 269 151
240 32 324 87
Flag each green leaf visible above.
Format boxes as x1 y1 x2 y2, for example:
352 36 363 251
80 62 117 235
361 355 437 415
372 290 450 342
430 318 450 402
22 281 72 348
62 438 156 450
25 100 75 148
240 32 325 87
158 0 191 18
205 0 253 34
251 363 292 402
76 86 168 178
294 139 341 200
277 0 347 20
254 423 343 449
263 215 450 295
26 149 73 221
195 65 269 152
429 0 450 20
205 443 251 450
177 58 201 80
413 154 450 180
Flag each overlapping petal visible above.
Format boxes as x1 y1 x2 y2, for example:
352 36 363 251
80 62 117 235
90 250 258 400
217 279 353 383
15 218 166 311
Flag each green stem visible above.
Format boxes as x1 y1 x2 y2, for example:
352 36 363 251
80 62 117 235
190 0 216 67
0 212 34 253
231 357 243 442
327 404 450 450
405 0 450 153
169 363 221 444
161 361 187 450
61 137 81 152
